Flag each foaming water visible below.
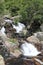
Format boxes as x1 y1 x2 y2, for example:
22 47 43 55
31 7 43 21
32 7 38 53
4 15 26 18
0 27 6 36
4 17 12 23
5 19 12 23
13 23 25 33
20 41 41 57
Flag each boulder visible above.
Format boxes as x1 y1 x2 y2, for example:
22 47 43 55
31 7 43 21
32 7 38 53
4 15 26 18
27 36 42 51
4 22 16 38
34 32 43 41
40 24 43 32
27 36 40 44
0 55 5 65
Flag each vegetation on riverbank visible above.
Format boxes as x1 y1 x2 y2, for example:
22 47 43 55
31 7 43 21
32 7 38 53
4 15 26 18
0 0 43 24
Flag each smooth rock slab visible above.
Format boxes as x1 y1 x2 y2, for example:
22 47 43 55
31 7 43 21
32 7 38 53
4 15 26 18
27 36 40 44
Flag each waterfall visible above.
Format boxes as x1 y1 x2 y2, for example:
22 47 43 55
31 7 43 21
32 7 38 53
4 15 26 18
20 41 41 57
13 22 25 33
4 17 12 23
0 27 6 36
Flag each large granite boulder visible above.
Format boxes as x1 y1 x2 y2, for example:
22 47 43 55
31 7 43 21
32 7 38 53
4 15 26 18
27 36 40 44
27 36 42 51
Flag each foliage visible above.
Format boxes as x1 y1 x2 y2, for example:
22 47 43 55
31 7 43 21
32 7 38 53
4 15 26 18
19 0 43 24
0 0 43 23
0 0 5 15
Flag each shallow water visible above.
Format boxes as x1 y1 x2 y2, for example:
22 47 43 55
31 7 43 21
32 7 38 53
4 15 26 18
0 27 6 36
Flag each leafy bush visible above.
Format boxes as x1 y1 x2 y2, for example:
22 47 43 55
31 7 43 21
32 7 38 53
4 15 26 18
0 0 43 24
0 3 4 15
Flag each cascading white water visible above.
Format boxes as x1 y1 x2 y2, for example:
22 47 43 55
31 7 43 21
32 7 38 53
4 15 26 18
4 17 12 23
1 23 25 35
13 22 25 33
0 27 6 36
5 19 12 23
20 41 41 57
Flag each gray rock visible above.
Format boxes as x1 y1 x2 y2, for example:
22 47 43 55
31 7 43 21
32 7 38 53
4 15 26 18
27 36 40 44
34 32 43 41
40 24 43 31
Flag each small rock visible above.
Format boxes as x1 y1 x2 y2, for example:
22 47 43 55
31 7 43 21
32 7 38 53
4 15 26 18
10 49 22 58
0 55 5 65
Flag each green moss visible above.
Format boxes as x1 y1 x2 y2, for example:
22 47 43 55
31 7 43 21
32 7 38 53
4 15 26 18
8 38 18 44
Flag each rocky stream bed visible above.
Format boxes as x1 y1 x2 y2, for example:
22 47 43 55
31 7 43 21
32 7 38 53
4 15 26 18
0 17 43 65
